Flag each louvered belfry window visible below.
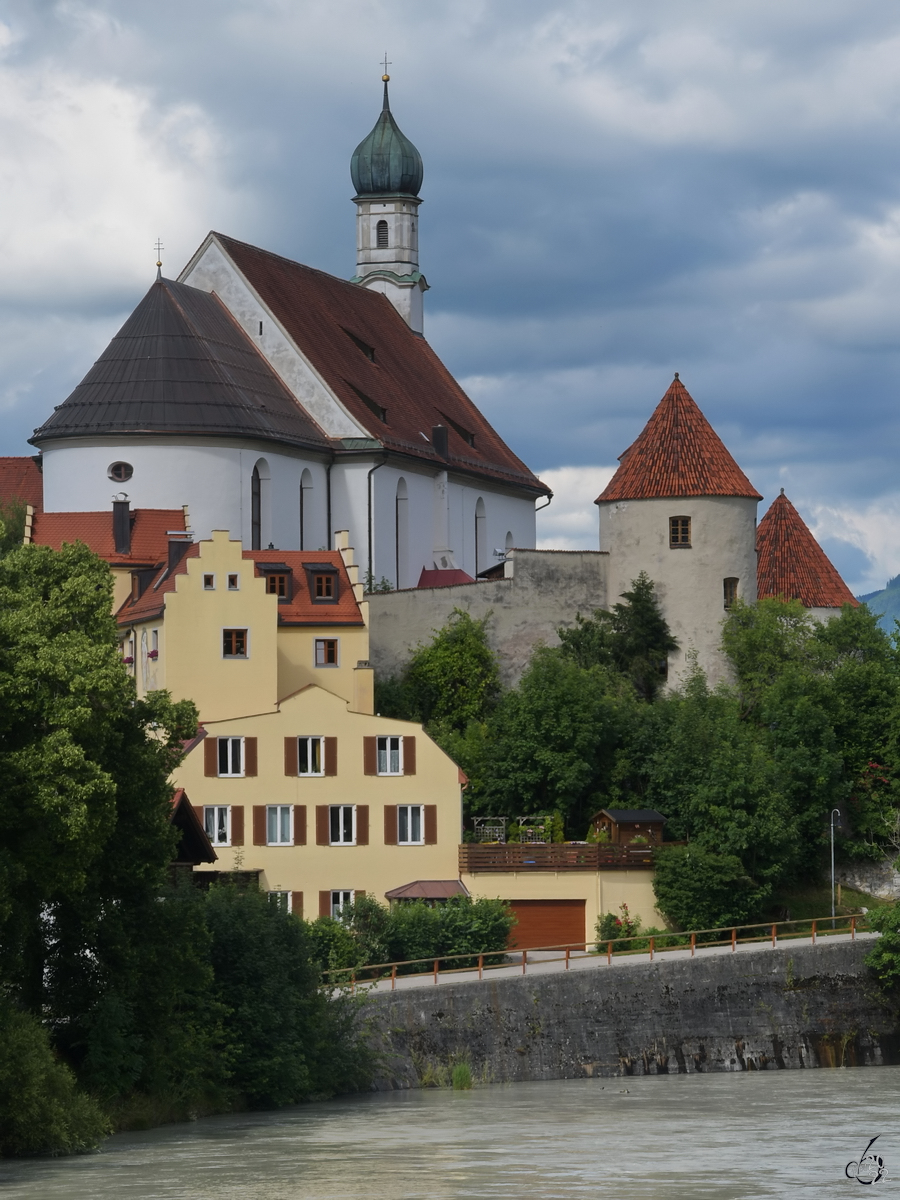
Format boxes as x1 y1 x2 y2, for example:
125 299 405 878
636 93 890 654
376 220 389 248
669 517 691 548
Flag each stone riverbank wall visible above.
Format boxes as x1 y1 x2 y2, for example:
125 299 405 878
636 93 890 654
366 940 900 1089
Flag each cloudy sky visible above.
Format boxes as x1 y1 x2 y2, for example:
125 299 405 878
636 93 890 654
1 1 899 594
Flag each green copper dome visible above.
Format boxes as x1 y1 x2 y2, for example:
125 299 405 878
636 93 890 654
351 81 423 197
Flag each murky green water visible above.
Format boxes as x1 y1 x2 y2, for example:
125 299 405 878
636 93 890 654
0 1067 897 1198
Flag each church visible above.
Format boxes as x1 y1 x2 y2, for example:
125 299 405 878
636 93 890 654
27 77 549 588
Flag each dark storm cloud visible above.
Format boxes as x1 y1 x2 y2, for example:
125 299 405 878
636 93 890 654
1 0 900 589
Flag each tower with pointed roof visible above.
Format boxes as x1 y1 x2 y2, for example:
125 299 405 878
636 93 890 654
350 75 428 333
595 376 762 686
756 490 857 619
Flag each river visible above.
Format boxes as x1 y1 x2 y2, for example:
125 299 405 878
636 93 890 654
0 1067 897 1198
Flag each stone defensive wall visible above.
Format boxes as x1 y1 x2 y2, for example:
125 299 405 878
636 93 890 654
366 549 608 687
366 940 900 1089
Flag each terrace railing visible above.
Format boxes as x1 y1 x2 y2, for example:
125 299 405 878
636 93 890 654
458 841 658 873
322 913 871 992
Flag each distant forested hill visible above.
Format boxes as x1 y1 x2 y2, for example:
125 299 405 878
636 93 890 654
858 575 900 632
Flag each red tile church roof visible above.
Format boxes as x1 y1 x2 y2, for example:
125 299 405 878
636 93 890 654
596 377 762 503
0 456 43 511
756 491 857 609
211 234 549 494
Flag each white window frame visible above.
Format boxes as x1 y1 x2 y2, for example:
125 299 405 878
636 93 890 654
398 804 425 845
222 627 249 659
204 805 231 846
268 890 292 913
315 637 340 668
297 736 324 777
331 889 354 919
267 804 293 845
217 736 245 778
377 735 403 776
203 573 216 590
329 804 356 846
227 572 240 590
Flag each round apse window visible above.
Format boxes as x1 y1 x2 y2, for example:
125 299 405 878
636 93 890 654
108 461 133 482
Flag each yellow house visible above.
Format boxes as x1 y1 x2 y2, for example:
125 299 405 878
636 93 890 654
116 529 465 916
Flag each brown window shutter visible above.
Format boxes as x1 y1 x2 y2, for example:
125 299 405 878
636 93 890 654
319 890 331 918
231 806 244 846
324 736 338 776
356 805 369 846
253 805 267 845
363 736 377 775
291 892 303 918
403 736 416 775
315 805 329 846
204 738 217 777
424 804 438 844
244 737 258 777
383 805 397 845
294 805 307 846
284 737 297 776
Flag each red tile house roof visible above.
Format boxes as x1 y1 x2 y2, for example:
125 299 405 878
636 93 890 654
756 491 857 609
596 377 762 503
32 508 188 567
117 546 364 627
0 456 43 510
210 234 549 494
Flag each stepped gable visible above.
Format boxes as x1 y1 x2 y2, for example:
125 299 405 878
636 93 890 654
29 278 331 452
32 508 187 567
0 456 43 510
596 377 762 503
212 234 549 493
756 491 857 609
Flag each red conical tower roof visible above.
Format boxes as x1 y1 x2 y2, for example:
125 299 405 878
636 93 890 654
756 491 857 608
595 376 761 503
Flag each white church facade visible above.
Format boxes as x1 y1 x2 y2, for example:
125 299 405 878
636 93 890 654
30 79 549 588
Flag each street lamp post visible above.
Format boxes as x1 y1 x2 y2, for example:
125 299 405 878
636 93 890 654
831 808 842 927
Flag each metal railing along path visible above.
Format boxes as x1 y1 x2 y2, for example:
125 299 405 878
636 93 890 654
322 914 874 994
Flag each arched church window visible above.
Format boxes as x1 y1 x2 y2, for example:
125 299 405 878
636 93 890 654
395 478 408 589
376 220 389 249
251 459 271 551
505 530 514 551
108 461 133 482
474 497 486 576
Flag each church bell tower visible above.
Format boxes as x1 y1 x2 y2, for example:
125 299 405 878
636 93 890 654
350 74 428 333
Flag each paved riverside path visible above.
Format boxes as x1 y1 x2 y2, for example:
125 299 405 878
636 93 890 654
356 929 878 995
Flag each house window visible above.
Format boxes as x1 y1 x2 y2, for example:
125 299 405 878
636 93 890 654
331 890 354 918
298 736 324 776
203 574 216 590
123 635 135 667
218 737 244 777
377 735 402 775
315 638 339 666
227 573 240 590
131 574 140 602
267 805 293 845
266 574 289 598
670 517 691 548
204 805 230 845
314 573 334 599
269 891 290 913
330 805 356 845
376 219 388 248
223 628 248 658
398 804 424 845
149 629 159 659
724 578 739 610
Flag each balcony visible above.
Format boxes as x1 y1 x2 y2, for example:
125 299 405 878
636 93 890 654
458 842 657 874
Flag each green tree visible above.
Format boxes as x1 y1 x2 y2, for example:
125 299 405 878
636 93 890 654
0 496 27 557
558 572 678 701
653 845 763 930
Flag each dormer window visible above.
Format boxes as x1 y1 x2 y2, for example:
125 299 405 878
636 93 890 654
305 565 339 604
266 574 289 598
376 219 389 248
315 574 333 600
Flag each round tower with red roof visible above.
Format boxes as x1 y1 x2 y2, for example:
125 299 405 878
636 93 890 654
595 376 762 687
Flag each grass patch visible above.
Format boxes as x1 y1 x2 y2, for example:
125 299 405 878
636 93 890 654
768 883 881 923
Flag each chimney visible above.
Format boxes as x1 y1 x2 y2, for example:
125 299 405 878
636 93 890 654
431 424 448 459
113 499 131 555
168 538 190 572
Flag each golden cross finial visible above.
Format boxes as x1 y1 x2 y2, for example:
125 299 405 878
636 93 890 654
154 238 164 280
381 52 391 81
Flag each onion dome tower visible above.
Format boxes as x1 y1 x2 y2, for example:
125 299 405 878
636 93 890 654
350 73 428 333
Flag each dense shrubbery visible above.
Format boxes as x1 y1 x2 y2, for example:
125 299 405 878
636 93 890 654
309 894 515 976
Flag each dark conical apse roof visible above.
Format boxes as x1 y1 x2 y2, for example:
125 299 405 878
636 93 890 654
350 80 423 197
30 278 330 450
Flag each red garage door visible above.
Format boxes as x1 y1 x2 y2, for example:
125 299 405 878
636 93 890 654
508 900 586 950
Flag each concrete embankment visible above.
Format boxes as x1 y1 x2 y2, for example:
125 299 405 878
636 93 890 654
366 940 900 1088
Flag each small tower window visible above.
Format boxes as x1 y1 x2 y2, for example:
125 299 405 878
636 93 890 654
669 517 691 548
723 578 739 610
376 220 389 248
